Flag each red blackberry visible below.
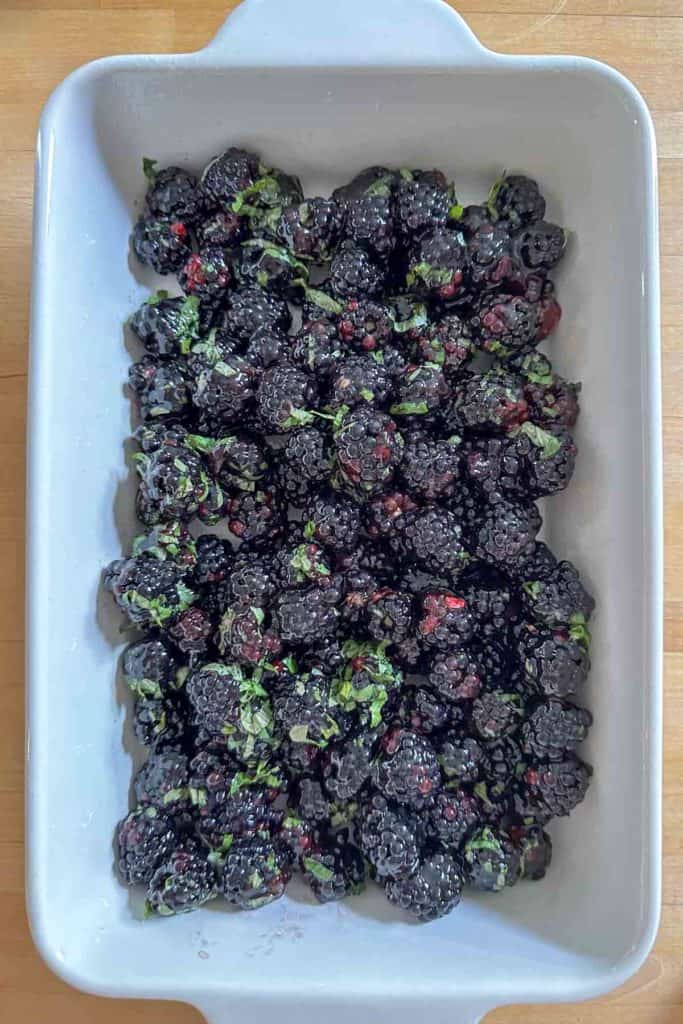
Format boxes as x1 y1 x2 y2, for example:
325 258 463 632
407 230 468 301
333 406 403 497
105 552 196 630
332 640 403 728
303 840 366 903
225 487 283 548
144 162 202 223
256 364 318 433
277 197 344 261
132 214 191 274
414 313 473 376
417 591 474 650
328 355 393 409
514 757 592 824
302 491 361 553
521 699 593 761
517 621 590 698
358 793 421 880
116 806 179 885
366 588 414 645
146 846 217 916
273 587 340 645
428 649 483 702
521 559 595 628
134 748 190 810
474 497 541 567
329 241 384 299
336 297 395 354
323 731 376 801
447 368 528 435
273 668 345 749
200 146 259 207
238 238 309 295
438 734 485 784
470 691 524 740
385 852 462 921
400 435 461 500
179 246 234 307
130 293 202 358
197 209 245 248
292 319 344 378
224 285 291 342
464 826 521 892
488 173 546 229
427 788 482 849
390 362 450 420
122 637 180 699
391 507 470 577
396 169 456 242
372 728 441 810
221 838 291 909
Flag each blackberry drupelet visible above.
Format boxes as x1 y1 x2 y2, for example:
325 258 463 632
332 639 403 728
167 604 213 654
238 238 309 295
365 490 418 541
188 339 257 423
344 188 396 261
513 220 567 276
227 551 276 607
244 325 290 369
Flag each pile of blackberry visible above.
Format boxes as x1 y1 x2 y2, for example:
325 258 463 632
108 152 593 923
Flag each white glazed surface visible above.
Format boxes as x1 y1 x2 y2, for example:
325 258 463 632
26 2 662 1023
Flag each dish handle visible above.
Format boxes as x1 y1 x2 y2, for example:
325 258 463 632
197 0 491 66
194 1000 495 1024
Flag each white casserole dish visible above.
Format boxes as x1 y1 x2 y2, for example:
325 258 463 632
26 1 662 1021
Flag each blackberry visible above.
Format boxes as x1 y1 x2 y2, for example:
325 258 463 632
393 636 424 671
358 793 421 880
277 428 331 504
121 637 180 699
200 146 259 207
447 369 528 435
244 325 290 369
466 220 518 292
521 559 595 628
399 686 460 736
390 362 450 420
517 621 590 698
513 351 581 429
302 491 361 553
116 806 179 886
193 433 270 493
513 220 567 275
464 826 521 892
515 541 558 580
514 757 592 824
488 174 546 230
273 587 339 645
293 776 332 823
513 824 553 880
344 188 396 261
339 567 378 626
273 669 344 749
292 319 344 377
238 238 309 295
469 640 517 690
396 169 455 242
481 736 525 803
333 406 403 497
279 812 315 864
336 297 395 354
134 443 214 525
273 542 332 590
459 564 518 639
189 749 283 849
392 508 469 578
186 662 245 736
329 241 384 299
146 846 217 916
438 734 485 784
366 588 414 645
365 490 418 541
474 497 541 567
256 364 318 433
134 748 190 810
227 551 276 606
179 247 234 307
224 285 291 342
277 197 344 261
328 355 393 409
188 338 257 422
225 487 283 548
130 520 198 570
303 840 366 903
105 553 196 630
428 649 483 702
193 534 233 585
372 728 441 810
197 209 245 248
385 852 462 921
417 591 474 650
132 214 191 274
427 788 482 849
455 204 491 237
400 435 461 500
134 420 190 454
521 699 593 761
133 696 185 748
470 691 524 740
144 162 202 223
233 165 304 236
168 604 213 655
407 230 468 302
130 293 202 358
217 604 281 666
471 292 562 359
221 838 291 910
323 731 376 800
333 166 399 204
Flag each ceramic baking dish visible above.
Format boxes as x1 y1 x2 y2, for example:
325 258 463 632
26 1 662 1021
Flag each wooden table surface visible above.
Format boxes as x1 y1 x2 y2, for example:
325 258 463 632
1 1 681 1021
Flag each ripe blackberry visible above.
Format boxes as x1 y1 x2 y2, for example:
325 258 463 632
338 538 396 582
303 840 366 903
302 491 361 553
292 319 344 378
400 686 461 736
396 169 455 242
459 564 518 639
217 604 281 666
133 696 186 748
328 355 393 409
193 534 233 585
407 230 468 302
278 812 315 864
225 487 283 548
474 497 541 567
482 736 525 802
169 604 214 655
390 362 449 420
227 551 276 606
116 806 179 886
366 588 414 645
273 587 339 645
339 567 378 626
146 846 217 916
515 541 558 580
417 591 474 650
393 636 424 670
521 559 595 628
466 220 519 292
488 174 546 229
200 146 258 204
514 757 592 824
273 669 344 749
414 313 473 376
144 162 202 223
513 220 567 275
197 209 245 248
385 852 462 921
132 214 191 274
134 748 190 810
333 406 403 497
221 838 291 910
105 552 196 630
238 238 309 295
392 508 470 577
365 490 418 541
256 364 318 433
332 640 403 728
470 639 517 690
192 433 268 493
179 247 234 307
372 728 441 810
130 293 202 358
470 691 524 740
438 734 485 784
189 749 283 849
188 339 257 422
344 188 396 261
134 420 190 454
122 637 180 699
243 325 289 369
224 285 291 342
186 662 245 736
400 435 461 500
447 368 528 435
521 699 592 761
464 826 521 892
277 428 331 504
513 824 553 880
358 793 421 880
427 788 482 850
516 621 590 698
323 731 376 801
329 241 384 299
135 443 214 525
336 297 395 354
428 649 483 702
278 197 344 260
513 351 581 429
131 520 198 570
292 775 332 824
274 542 333 589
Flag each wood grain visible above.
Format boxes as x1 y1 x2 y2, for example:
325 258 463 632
0 2 679 1022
